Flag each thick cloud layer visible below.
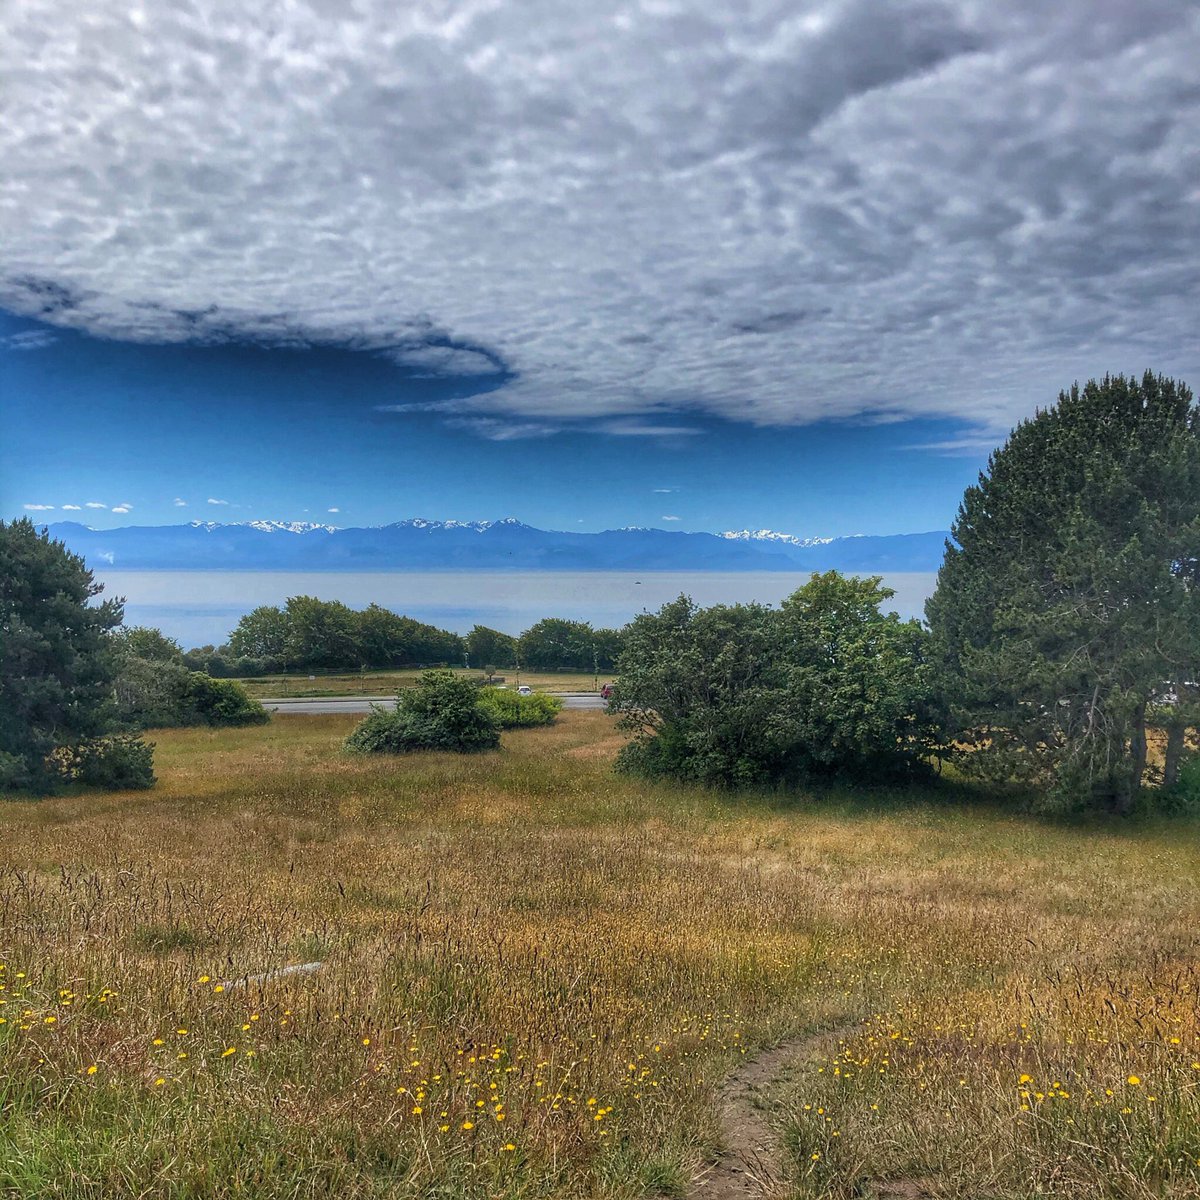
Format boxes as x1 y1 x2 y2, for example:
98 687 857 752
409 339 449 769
2 0 1197 433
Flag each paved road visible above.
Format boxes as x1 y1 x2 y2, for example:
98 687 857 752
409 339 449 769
264 692 608 715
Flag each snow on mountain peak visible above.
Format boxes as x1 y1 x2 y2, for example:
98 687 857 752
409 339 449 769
719 528 834 547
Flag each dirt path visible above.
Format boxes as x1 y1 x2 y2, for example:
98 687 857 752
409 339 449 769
688 1021 856 1200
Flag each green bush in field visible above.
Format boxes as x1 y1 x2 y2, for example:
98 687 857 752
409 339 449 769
56 734 156 790
178 673 270 727
478 687 563 729
345 670 499 755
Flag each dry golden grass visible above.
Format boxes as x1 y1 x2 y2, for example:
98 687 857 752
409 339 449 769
241 668 606 699
0 712 1198 1198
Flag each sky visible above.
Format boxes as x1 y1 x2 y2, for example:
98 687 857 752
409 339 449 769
2 0 1198 538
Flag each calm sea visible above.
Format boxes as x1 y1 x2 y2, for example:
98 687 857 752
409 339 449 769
94 570 940 648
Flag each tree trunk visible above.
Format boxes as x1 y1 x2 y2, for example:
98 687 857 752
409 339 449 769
1125 700 1148 814
1164 718 1185 789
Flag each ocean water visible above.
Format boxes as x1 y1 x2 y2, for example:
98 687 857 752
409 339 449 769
94 569 941 648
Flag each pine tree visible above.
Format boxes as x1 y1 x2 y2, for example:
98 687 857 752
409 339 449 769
927 373 1200 812
0 518 126 790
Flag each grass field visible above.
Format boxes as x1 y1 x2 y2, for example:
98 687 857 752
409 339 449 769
240 668 607 699
1 712 1198 1198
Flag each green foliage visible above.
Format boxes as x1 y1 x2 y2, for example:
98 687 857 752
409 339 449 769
178 673 270 727
478 687 563 728
1157 751 1200 816
56 734 156 790
0 518 128 792
114 629 268 728
221 598 463 672
612 574 942 788
517 618 623 671
927 373 1200 813
344 670 500 755
467 624 518 668
226 605 288 660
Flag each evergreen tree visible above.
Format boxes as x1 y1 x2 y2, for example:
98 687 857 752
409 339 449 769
927 373 1200 812
0 519 127 790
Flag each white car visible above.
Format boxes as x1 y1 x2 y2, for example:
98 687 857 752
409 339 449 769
517 684 532 696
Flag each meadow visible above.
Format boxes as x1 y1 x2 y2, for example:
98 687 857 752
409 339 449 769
239 668 605 700
0 712 1198 1198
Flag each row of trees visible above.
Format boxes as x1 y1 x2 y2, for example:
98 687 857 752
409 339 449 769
613 373 1200 814
213 600 624 675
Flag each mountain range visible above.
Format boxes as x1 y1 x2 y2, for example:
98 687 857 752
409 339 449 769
44 519 950 573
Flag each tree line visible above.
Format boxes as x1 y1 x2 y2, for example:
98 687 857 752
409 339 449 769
611 373 1200 814
192 600 625 676
5 372 1200 812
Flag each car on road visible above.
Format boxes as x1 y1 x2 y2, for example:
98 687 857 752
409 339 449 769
517 685 532 696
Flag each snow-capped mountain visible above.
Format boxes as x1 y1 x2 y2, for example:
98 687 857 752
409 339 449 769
719 529 835 547
44 519 949 573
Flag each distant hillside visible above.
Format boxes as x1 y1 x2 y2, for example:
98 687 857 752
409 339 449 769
44 519 950 573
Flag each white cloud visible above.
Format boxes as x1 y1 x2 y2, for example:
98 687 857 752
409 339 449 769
327 506 340 513
173 497 187 506
61 503 81 510
23 503 54 510
2 330 56 351
653 488 680 494
661 515 681 521
596 421 703 438
0 1 1197 434
85 501 107 509
110 505 131 513
207 497 229 505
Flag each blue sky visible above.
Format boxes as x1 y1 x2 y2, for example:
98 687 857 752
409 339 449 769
1 308 987 537
2 1 1196 540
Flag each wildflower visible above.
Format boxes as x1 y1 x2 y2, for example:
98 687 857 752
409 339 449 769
1127 1075 1141 1086
221 1046 237 1058
462 1121 474 1130
154 1078 165 1087
86 1065 98 1076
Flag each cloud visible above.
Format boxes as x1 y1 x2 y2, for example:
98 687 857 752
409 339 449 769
443 416 561 441
327 506 340 513
61 503 81 510
653 488 680 494
207 497 230 505
110 505 131 513
903 435 1000 455
173 497 187 506
596 421 703 438
0 1 1197 435
23 503 54 510
85 501 107 509
2 329 56 351
661 515 681 521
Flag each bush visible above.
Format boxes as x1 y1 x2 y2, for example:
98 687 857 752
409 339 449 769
61 735 156 790
478 687 563 729
1155 752 1200 816
179 673 270 727
345 670 499 755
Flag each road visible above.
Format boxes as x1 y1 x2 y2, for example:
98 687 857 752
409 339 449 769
263 692 608 715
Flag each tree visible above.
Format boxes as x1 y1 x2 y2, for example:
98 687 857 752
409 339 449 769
611 576 939 787
926 373 1200 813
466 625 518 669
0 519 149 791
283 595 361 669
518 618 596 670
227 605 288 661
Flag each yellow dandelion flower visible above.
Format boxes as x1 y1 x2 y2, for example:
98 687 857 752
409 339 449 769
1127 1075 1141 1086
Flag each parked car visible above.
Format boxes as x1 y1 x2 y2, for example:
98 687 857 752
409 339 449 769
600 683 613 700
517 685 532 696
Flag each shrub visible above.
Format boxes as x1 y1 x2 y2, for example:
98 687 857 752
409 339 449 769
1155 752 1200 816
345 670 499 755
179 673 270 727
61 735 156 790
478 687 563 729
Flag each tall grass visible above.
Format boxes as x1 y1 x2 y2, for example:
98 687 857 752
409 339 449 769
0 714 1197 1197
